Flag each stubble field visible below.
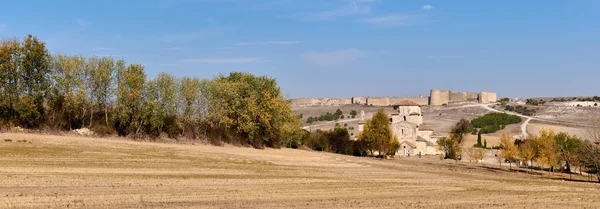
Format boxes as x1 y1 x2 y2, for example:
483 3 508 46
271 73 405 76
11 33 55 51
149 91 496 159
1 133 599 209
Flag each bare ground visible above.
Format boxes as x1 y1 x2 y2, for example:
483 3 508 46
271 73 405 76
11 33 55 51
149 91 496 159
1 133 600 208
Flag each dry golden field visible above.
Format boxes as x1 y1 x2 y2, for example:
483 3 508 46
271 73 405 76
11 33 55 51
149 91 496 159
1 133 600 209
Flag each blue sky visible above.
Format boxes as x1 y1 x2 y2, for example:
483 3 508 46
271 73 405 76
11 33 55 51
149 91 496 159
1 0 599 98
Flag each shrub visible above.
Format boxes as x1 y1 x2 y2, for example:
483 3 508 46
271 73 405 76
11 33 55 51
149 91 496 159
90 124 116 137
471 112 521 134
526 99 545 106
349 110 358 118
163 115 183 139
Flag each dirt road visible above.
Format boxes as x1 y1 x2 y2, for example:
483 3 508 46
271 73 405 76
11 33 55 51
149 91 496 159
1 133 599 208
478 104 533 138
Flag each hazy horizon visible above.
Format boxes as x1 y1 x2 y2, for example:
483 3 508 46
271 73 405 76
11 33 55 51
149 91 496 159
1 0 598 99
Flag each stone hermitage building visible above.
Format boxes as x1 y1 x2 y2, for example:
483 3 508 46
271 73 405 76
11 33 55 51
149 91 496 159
358 100 442 156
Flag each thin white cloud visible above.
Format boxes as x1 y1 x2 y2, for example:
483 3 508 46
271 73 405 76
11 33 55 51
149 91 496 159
250 0 292 10
161 28 226 42
0 24 6 31
95 54 123 58
421 5 433 11
308 1 373 20
159 63 185 67
164 47 184 51
92 47 116 51
76 18 91 29
236 41 300 46
302 48 366 67
360 14 421 27
158 0 230 9
182 57 266 64
162 32 205 42
427 55 464 60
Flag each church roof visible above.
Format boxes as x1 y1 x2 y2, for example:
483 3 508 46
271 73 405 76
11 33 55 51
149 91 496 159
392 100 421 107
419 127 434 131
400 141 417 148
417 136 436 146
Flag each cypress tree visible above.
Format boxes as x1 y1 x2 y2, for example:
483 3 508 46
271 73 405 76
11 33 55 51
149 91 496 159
477 131 482 147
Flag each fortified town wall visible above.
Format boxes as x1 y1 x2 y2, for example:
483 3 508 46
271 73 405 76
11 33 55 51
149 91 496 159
291 89 497 108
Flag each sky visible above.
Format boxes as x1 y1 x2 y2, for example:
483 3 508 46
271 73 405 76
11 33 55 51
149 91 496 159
1 0 599 99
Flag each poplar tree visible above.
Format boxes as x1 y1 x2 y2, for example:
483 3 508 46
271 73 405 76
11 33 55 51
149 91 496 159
179 76 207 138
142 73 179 137
115 64 146 136
49 55 84 129
91 57 116 126
0 39 21 125
17 35 51 128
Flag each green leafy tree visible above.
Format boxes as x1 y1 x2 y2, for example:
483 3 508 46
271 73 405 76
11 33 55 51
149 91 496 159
115 64 146 136
142 79 160 136
349 110 358 118
0 38 21 125
142 73 180 138
179 76 208 139
306 117 314 124
335 109 343 116
358 109 398 156
451 118 472 143
555 132 583 177
206 72 298 148
437 137 457 159
48 55 87 129
477 131 482 147
438 119 472 162
91 56 116 126
17 35 51 128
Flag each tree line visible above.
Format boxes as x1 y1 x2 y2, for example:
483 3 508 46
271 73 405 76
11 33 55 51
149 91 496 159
503 105 537 116
305 109 358 124
0 35 301 148
499 129 600 181
438 120 600 182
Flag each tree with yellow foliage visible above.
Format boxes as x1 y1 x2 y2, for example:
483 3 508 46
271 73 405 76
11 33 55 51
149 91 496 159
206 72 299 148
518 136 538 172
500 132 518 170
534 128 558 174
466 147 485 164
